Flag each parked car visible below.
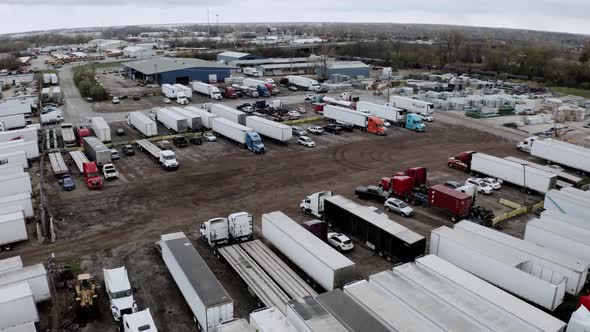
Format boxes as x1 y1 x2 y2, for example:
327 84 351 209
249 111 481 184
481 177 502 190
308 126 324 135
288 86 298 91
112 97 120 104
237 103 254 114
336 122 354 132
122 145 134 156
103 163 118 180
163 98 171 104
190 137 203 145
287 110 301 119
116 128 125 136
327 232 354 252
133 94 141 100
296 106 307 114
323 124 342 134
384 198 414 217
444 180 464 189
419 113 434 122
110 149 120 160
354 185 389 202
291 126 306 137
203 132 217 142
466 178 493 195
60 175 76 191
381 119 391 127
298 136 316 148
157 140 173 150
173 136 188 148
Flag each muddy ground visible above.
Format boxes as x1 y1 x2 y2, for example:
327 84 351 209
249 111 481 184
3 120 545 331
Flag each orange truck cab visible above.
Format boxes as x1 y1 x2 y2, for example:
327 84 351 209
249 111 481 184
367 116 386 135
83 162 103 190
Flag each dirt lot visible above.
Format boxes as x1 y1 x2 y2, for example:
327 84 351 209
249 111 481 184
3 120 546 331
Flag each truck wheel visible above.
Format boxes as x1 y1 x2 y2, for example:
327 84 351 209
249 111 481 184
447 163 452 168
451 216 458 223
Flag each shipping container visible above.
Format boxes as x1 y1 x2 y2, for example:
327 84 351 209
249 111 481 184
428 185 472 222
157 232 233 332
210 104 247 126
0 115 26 131
262 212 355 291
0 140 39 159
83 136 111 166
0 283 38 330
126 112 158 137
168 107 201 130
245 116 292 142
0 151 28 170
525 217 590 265
0 128 38 144
249 307 297 332
0 263 51 302
317 289 390 332
0 211 28 247
531 138 590 174
323 195 425 262
430 226 566 310
0 172 32 197
0 193 33 218
152 108 188 133
89 117 111 143
185 107 218 129
286 296 348 332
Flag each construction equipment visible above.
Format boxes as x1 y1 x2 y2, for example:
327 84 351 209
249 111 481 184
74 273 98 313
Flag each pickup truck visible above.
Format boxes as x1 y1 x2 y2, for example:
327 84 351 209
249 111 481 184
103 163 119 179
354 185 390 202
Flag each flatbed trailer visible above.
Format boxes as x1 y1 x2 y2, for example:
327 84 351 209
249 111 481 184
135 139 161 159
48 152 68 176
68 151 89 174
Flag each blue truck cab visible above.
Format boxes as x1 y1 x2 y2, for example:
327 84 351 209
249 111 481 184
406 113 426 132
256 85 271 97
246 131 266 154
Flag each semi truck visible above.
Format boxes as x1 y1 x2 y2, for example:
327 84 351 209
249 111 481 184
210 104 247 125
173 84 192 100
156 232 234 332
523 137 590 175
69 151 103 189
103 266 138 321
83 136 112 166
262 211 356 291
222 87 238 99
126 112 157 137
323 195 426 262
243 79 272 96
200 212 254 248
245 116 292 142
0 210 28 250
285 75 321 91
89 117 111 143
428 185 493 224
300 191 334 218
0 114 26 131
0 140 39 159
168 107 201 130
388 96 434 115
185 107 218 129
191 81 222 100
323 105 386 135
0 151 28 170
448 151 557 194
150 108 189 133
162 84 182 99
60 123 77 147
122 309 158 332
211 118 265 154
135 139 178 170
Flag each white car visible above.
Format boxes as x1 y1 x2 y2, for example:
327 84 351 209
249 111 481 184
308 126 324 135
327 232 354 252
466 178 493 194
420 113 434 122
304 94 315 101
103 163 118 179
163 98 171 104
110 149 120 160
481 177 502 190
384 198 414 217
381 119 391 127
203 132 217 142
287 110 301 119
112 97 120 104
298 136 316 148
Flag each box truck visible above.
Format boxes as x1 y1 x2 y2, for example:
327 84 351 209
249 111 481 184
0 115 26 131
285 75 321 91
300 191 334 218
0 172 32 197
126 112 157 137
0 140 39 159
210 104 247 126
211 118 265 154
192 81 222 100
0 211 28 249
150 108 188 133
168 107 201 130
0 283 38 330
157 232 233 332
83 136 112 166
185 107 218 129
245 116 292 142
0 263 51 302
0 151 28 170
388 96 434 115
89 117 111 143
262 211 356 291
0 193 33 218
323 105 386 135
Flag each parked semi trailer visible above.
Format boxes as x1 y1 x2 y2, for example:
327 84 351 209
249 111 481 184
262 211 356 291
529 138 590 175
0 164 24 177
0 114 26 131
150 108 188 133
448 151 557 193
245 116 292 142
191 81 222 100
69 151 103 189
0 140 39 159
285 75 321 91
0 151 28 170
323 195 426 262
126 112 158 137
217 319 253 332
249 307 297 332
355 101 403 123
317 289 391 332
89 117 111 143
323 105 385 135
0 263 51 302
157 232 233 332
0 128 38 144
169 107 201 130
525 217 590 264
0 172 32 197
388 96 434 115
211 118 265 154
48 151 68 177
135 139 178 170
504 156 582 187
0 211 28 250
210 104 247 126
286 296 348 331
0 193 33 218
0 284 38 330
185 107 218 129
82 136 111 166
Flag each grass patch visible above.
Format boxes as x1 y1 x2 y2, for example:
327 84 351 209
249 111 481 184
66 259 83 275
549 86 590 99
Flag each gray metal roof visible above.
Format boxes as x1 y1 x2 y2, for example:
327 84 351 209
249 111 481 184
317 290 391 332
124 57 234 74
218 51 251 58
329 61 370 69
260 62 317 70
166 237 232 308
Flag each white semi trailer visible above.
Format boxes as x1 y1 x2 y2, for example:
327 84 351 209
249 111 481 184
191 81 222 100
245 116 292 142
126 112 157 137
89 117 111 143
389 96 434 115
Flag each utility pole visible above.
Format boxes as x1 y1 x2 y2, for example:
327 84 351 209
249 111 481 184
207 8 210 37
154 64 158 85
216 14 219 36
387 71 391 103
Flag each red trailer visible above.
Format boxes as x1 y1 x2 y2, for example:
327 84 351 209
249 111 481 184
405 167 427 186
302 219 328 241
428 185 472 222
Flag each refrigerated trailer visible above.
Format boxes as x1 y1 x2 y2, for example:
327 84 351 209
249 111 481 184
89 117 111 143
0 193 33 218
126 112 158 137
0 114 26 131
185 107 218 129
151 108 188 133
169 107 201 130
210 104 247 126
0 263 51 302
0 211 28 248
245 116 292 142
430 226 566 310
530 138 590 175
261 211 356 291
0 140 39 159
323 195 425 262
83 136 111 166
157 232 233 332
0 151 28 170
0 172 32 197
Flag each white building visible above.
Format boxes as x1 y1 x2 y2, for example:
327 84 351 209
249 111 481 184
123 46 155 59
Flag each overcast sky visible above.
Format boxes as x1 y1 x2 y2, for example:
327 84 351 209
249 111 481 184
1 0 589 35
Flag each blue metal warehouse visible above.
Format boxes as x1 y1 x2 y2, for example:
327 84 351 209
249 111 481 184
124 57 236 85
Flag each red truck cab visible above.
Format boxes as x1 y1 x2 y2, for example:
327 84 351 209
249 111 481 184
302 219 328 241
405 167 427 186
448 151 476 173
77 127 91 146
83 162 103 190
222 87 238 99
313 103 326 114
367 116 386 135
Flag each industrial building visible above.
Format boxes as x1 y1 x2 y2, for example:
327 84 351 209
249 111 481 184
123 46 155 59
216 51 265 64
124 57 235 85
321 61 371 78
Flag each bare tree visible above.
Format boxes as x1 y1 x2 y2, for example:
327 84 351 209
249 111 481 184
314 45 335 80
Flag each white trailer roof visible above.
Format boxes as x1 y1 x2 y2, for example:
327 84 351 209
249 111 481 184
0 211 25 226
528 218 590 247
476 153 557 178
416 255 566 332
504 156 583 184
124 309 157 332
0 256 23 274
0 322 37 332
250 307 297 332
455 220 588 272
0 192 30 204
287 296 348 331
0 264 46 287
541 211 590 231
263 212 354 271
0 282 32 303
103 267 131 293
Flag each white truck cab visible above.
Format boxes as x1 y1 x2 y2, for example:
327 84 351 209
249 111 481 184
176 97 189 105
517 136 538 153
228 212 254 242
300 191 334 218
200 217 230 247
103 266 138 321
200 212 254 247
122 309 158 332
160 150 178 170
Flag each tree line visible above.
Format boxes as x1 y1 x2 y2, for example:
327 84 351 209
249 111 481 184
72 66 108 101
